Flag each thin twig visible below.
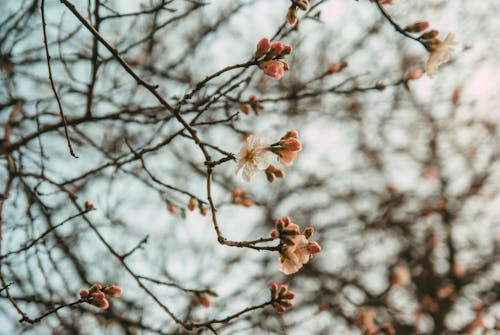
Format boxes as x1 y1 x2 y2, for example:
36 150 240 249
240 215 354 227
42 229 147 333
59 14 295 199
41 0 78 158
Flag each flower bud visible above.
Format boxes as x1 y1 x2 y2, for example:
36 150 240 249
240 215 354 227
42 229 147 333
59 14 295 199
307 241 321 254
280 137 302 151
232 189 245 198
296 0 310 11
284 129 299 139
92 292 109 309
84 200 95 211
274 168 285 179
241 199 254 207
167 203 179 215
89 283 102 294
303 227 314 239
200 205 208 216
196 293 211 308
286 6 298 25
270 229 279 238
269 41 285 57
187 197 197 211
408 68 423 80
103 285 122 298
420 29 439 40
240 104 250 115
405 21 430 33
255 38 271 58
80 289 89 299
266 171 276 183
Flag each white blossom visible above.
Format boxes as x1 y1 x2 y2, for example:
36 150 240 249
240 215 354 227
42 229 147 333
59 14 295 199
235 134 271 182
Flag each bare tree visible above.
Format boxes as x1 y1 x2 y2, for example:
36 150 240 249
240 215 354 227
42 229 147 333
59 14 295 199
0 0 498 334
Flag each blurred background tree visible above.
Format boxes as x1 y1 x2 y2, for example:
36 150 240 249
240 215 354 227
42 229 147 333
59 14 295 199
0 0 498 334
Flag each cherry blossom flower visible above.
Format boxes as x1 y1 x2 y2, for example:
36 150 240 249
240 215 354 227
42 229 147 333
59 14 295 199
279 235 321 274
272 217 321 275
426 33 457 78
235 134 271 182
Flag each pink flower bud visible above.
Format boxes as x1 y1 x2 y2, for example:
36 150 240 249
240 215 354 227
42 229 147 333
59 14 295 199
303 227 314 239
269 41 286 57
282 44 293 56
405 21 430 33
84 200 95 211
307 241 321 254
284 291 295 300
103 285 122 298
200 206 208 216
270 229 279 238
285 129 299 139
274 169 286 179
89 283 102 293
266 171 276 183
276 218 285 228
286 6 298 25
241 199 254 207
240 104 250 115
80 289 89 299
280 137 302 151
327 64 341 74
232 189 245 198
197 293 211 308
92 292 109 309
270 283 279 295
167 203 179 215
255 38 271 58
408 68 423 80
259 60 286 80
282 216 291 225
272 302 287 313
187 197 197 211
420 29 439 40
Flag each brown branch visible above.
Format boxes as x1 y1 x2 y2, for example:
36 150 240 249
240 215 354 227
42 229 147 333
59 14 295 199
41 0 78 158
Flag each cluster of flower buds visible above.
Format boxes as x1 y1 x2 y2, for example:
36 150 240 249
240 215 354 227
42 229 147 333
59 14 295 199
231 189 254 207
80 283 122 309
240 95 264 116
255 38 292 80
286 0 309 25
270 130 302 166
265 164 285 183
327 60 348 75
269 283 295 313
271 217 321 274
